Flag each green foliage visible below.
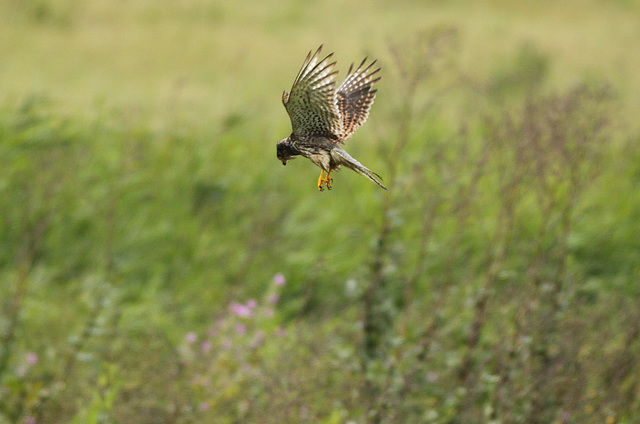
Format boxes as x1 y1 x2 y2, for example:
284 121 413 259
71 363 123 424
1 1 640 423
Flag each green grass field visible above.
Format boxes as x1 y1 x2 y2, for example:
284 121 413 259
2 0 640 423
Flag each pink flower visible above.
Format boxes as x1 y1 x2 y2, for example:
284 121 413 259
246 299 257 309
268 293 279 304
273 273 286 286
199 401 210 411
26 352 38 365
185 332 197 343
201 340 212 352
230 302 252 318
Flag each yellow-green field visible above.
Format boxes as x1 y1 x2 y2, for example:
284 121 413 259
1 1 640 423
3 0 640 122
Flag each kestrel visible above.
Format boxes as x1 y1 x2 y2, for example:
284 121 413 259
277 45 387 191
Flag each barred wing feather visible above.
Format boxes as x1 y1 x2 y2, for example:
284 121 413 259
282 45 343 139
336 58 381 141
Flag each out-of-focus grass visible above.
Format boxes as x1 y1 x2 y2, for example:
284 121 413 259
1 0 640 125
1 1 640 423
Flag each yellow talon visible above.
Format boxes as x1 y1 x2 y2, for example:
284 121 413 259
317 169 333 191
325 170 333 190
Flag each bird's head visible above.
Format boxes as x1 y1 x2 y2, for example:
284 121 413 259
276 137 296 165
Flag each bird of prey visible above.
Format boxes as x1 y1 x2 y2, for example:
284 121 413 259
277 45 387 191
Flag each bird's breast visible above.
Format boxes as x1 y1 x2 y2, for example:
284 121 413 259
293 136 336 171
306 151 331 171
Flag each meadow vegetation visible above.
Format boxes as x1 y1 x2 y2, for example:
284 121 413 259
1 0 640 423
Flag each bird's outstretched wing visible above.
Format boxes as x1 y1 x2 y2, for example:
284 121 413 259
336 58 381 141
282 45 343 139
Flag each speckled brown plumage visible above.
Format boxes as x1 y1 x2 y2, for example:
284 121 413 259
277 45 386 191
336 58 380 141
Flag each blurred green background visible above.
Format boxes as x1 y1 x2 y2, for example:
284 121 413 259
1 0 640 423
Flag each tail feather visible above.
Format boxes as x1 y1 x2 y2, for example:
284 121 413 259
356 165 389 192
331 147 388 191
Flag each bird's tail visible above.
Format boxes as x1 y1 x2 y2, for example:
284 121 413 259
333 148 388 191
356 165 389 192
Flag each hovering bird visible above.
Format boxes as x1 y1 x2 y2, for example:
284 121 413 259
277 45 387 191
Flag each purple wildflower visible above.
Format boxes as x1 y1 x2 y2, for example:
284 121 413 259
230 302 252 318
246 299 258 309
273 273 286 286
185 332 197 343
268 293 280 304
26 352 38 365
201 340 212 352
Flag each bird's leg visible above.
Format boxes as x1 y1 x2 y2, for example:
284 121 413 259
317 169 325 191
317 169 333 191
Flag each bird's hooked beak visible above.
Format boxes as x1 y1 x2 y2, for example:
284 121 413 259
281 160 287 166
